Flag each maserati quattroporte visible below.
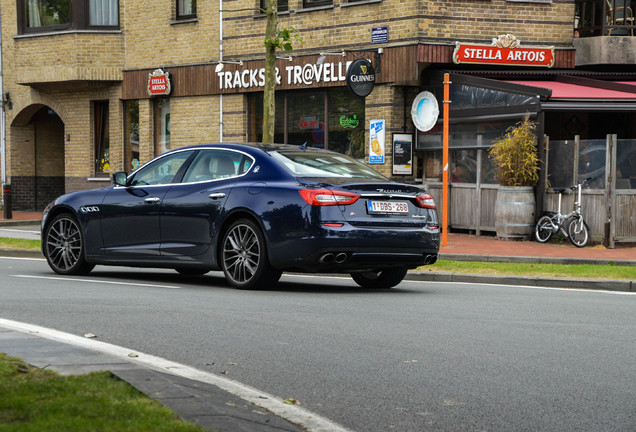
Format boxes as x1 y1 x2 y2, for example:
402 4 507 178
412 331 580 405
42 143 439 289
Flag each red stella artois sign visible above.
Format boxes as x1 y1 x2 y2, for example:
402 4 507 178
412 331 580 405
147 69 171 96
453 35 555 68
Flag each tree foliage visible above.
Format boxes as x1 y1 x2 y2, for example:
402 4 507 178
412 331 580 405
489 118 540 187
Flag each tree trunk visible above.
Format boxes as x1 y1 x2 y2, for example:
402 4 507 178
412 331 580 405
262 0 277 144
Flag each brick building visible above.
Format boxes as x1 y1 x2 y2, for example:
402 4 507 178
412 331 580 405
0 0 634 243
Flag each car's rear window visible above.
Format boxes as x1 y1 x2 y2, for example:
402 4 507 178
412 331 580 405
272 151 386 179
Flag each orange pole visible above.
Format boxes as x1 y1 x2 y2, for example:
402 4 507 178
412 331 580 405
442 73 450 247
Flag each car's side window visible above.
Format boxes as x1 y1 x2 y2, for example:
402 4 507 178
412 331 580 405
130 150 194 186
182 150 246 183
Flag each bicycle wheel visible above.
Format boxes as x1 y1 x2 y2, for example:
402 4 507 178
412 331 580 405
567 217 589 248
534 215 554 243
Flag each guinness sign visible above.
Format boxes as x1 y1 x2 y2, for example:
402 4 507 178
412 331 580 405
346 59 376 98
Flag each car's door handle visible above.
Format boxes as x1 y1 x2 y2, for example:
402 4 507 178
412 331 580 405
144 197 161 204
209 193 226 200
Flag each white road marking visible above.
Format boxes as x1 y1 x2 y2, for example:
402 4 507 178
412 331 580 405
13 275 181 290
0 228 40 234
0 256 44 261
400 279 636 296
0 318 353 432
2 256 632 296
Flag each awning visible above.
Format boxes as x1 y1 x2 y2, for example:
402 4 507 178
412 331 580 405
505 80 636 100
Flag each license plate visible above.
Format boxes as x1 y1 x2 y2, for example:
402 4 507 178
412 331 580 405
366 200 409 214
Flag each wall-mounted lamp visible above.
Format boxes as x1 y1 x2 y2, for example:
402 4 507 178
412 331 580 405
317 51 346 65
277 56 293 61
2 92 11 110
213 60 244 73
375 47 383 73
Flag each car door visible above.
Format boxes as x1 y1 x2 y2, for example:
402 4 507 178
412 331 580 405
100 150 195 258
159 149 251 257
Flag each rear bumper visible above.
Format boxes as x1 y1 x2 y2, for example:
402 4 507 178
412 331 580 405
268 224 440 272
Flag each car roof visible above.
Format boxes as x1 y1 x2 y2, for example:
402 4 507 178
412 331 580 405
167 142 337 155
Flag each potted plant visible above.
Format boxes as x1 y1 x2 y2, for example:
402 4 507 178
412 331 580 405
488 118 540 240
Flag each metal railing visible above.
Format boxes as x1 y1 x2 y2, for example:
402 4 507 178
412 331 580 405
575 0 636 37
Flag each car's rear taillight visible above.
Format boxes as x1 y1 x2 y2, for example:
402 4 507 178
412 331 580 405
415 193 437 209
299 189 360 206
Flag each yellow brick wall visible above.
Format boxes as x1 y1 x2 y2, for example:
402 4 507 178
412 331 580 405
169 96 222 147
421 0 574 44
138 99 155 165
0 0 576 197
223 0 574 60
123 0 220 69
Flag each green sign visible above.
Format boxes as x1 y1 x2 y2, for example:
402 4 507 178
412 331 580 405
340 115 359 129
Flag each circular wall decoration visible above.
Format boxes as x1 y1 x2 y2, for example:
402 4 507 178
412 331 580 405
411 91 439 132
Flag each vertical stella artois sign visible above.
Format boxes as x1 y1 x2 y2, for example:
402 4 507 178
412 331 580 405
453 34 555 68
147 69 172 96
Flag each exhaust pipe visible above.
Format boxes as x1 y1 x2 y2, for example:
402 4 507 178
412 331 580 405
319 253 335 264
424 254 437 265
335 253 348 264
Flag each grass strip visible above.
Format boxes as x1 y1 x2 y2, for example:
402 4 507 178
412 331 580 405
419 259 636 280
0 353 208 432
0 237 40 250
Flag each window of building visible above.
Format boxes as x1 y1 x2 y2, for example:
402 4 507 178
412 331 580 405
94 100 110 175
327 87 365 158
155 99 171 155
124 100 140 172
18 0 119 34
24 0 71 29
249 93 285 143
302 0 332 7
89 0 118 25
176 0 196 19
259 0 288 12
287 92 326 149
249 88 365 158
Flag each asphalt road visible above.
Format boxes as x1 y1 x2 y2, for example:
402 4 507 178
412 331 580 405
1 256 635 432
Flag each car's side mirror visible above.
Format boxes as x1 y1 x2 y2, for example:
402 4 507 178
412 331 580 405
112 171 128 187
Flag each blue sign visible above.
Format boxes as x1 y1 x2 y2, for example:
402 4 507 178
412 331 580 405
372 26 388 44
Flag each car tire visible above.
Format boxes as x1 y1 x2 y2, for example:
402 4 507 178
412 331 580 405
221 219 282 289
350 267 408 289
44 213 95 275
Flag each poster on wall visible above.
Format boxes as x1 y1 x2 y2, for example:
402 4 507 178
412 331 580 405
369 120 385 164
392 134 413 175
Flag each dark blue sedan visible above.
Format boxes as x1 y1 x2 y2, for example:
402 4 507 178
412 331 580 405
41 143 439 289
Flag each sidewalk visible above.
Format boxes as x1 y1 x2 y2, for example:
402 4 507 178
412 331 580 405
0 211 41 225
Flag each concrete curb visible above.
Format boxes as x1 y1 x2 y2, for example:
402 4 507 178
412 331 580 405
0 219 41 227
0 248 43 258
440 253 636 267
407 271 635 292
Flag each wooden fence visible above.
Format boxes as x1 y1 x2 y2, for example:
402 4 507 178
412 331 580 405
422 136 636 246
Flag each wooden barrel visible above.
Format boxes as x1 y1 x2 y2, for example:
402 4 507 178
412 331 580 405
494 186 536 240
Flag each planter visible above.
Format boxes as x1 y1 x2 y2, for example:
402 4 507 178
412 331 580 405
494 186 536 240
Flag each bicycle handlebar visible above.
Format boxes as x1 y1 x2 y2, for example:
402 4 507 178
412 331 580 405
569 177 593 190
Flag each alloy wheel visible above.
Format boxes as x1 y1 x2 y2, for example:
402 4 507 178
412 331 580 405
45 214 93 275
